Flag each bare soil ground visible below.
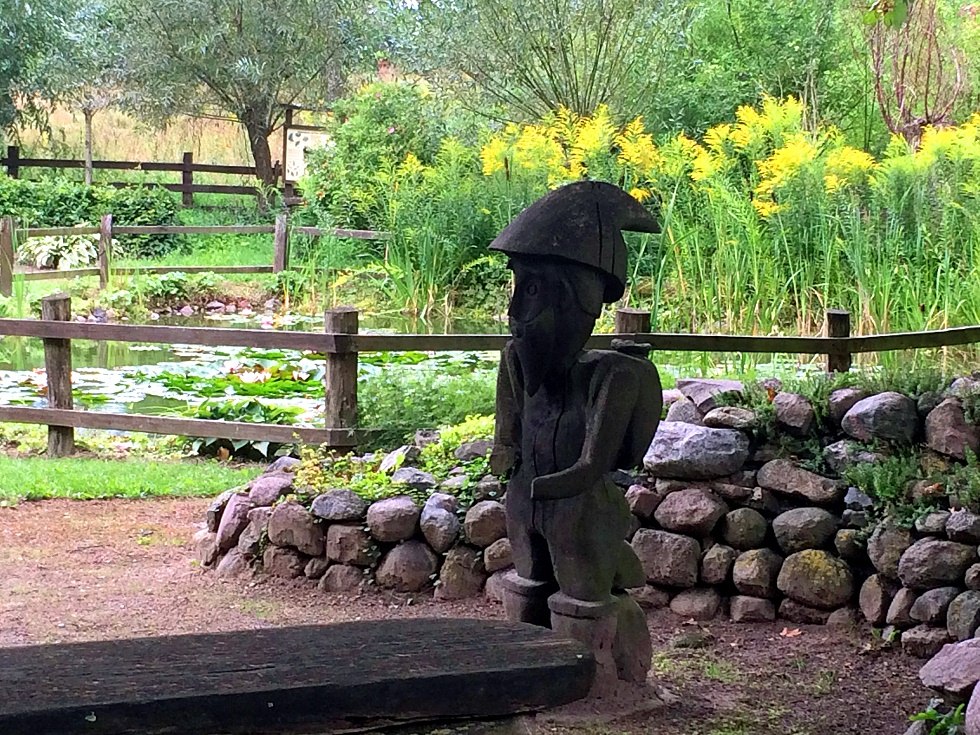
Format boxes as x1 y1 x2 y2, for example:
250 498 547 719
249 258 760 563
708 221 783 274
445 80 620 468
0 498 930 734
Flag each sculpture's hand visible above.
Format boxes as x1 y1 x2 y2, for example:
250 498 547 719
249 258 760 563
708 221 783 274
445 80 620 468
530 470 583 500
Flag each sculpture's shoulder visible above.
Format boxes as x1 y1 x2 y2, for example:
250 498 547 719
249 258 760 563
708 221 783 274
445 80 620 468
577 348 661 385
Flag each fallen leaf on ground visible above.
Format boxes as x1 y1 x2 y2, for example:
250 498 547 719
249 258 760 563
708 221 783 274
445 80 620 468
780 627 803 638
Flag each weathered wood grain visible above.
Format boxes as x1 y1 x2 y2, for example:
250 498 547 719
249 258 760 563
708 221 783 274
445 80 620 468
0 619 594 735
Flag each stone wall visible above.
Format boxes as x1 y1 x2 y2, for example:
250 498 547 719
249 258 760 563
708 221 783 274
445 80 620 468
196 375 980 659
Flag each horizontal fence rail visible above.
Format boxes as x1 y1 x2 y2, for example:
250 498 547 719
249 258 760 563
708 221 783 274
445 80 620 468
2 301 980 457
0 214 390 296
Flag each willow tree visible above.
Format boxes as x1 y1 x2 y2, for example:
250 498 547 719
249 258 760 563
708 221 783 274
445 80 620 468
118 0 371 185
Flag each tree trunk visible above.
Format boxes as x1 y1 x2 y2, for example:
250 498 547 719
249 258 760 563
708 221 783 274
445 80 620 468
83 109 95 186
242 113 277 188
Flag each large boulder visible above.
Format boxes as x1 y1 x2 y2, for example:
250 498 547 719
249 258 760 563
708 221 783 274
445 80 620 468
867 522 915 580
376 541 438 592
669 588 721 621
484 538 513 573
730 596 776 622
911 587 961 626
267 501 324 557
420 500 461 554
926 398 980 460
828 387 869 426
757 460 841 505
237 506 273 557
902 625 952 659
732 548 783 599
948 592 980 641
772 507 838 554
665 398 703 425
703 406 756 431
920 639 980 700
841 392 918 443
631 529 700 587
720 508 768 550
654 488 728 537
326 523 374 566
898 539 977 589
948 510 980 544
777 550 854 610
463 501 507 547
248 473 294 507
435 546 486 600
859 574 895 626
625 484 666 520
311 489 369 522
366 496 421 543
262 545 306 578
676 378 744 412
823 441 885 475
215 493 253 551
644 422 750 479
774 392 815 436
701 544 737 585
318 564 365 594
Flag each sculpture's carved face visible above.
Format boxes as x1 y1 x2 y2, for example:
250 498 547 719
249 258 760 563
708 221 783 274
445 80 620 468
507 258 604 396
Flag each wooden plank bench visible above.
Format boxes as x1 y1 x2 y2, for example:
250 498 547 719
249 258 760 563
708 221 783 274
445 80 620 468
0 618 594 734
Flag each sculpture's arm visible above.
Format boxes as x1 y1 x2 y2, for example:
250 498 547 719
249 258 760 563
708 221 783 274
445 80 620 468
490 342 521 476
531 360 639 500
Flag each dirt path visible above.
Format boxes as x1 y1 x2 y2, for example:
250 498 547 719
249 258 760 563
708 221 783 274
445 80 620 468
0 498 930 734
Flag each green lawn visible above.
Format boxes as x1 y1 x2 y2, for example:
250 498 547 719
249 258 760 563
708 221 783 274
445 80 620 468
0 456 260 503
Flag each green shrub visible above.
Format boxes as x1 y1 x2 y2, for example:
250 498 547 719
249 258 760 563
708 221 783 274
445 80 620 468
844 454 924 526
184 398 302 460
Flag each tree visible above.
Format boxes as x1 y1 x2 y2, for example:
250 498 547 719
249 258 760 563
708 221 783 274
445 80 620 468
39 0 127 184
405 0 690 120
117 0 371 185
0 0 65 135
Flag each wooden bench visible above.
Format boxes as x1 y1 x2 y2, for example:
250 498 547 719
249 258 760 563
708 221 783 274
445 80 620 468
0 618 594 734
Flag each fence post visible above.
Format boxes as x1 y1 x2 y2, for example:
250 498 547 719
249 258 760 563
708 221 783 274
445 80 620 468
615 308 652 334
41 293 75 457
98 213 113 290
826 309 852 373
0 216 13 298
325 307 359 432
273 213 289 273
181 151 194 207
5 145 19 178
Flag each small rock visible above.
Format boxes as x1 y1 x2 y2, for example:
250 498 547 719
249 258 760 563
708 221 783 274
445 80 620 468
206 489 235 532
774 392 815 436
676 378 744 412
629 585 671 609
632 529 700 587
326 524 374 566
918 391 944 417
464 501 507 547
193 529 219 567
732 548 783 598
903 625 953 658
376 541 439 592
608 469 634 488
266 456 300 474
757 460 841 505
772 507 838 554
711 482 753 503
473 476 503 502
215 493 252 551
318 564 365 594
237 506 273 557
703 406 756 430
834 529 864 562
777 550 854 610
745 487 781 516
311 489 369 521
842 392 918 443
948 510 980 544
484 538 513 572
414 429 441 449
662 388 684 408
205 300 225 312
701 544 737 585
828 387 869 425
842 510 869 529
644 422 750 480
949 591 980 641
823 442 885 475
916 511 952 536
926 398 980 460
724 470 758 488
919 638 980 700
391 467 437 491
827 607 862 631
868 522 915 579
216 549 250 578
860 574 896 626
454 439 493 462
665 397 703 425
178 305 194 317
730 596 776 622
625 484 666 520
844 486 874 512
262 546 306 578
898 539 977 589
669 587 721 620
886 587 918 627
779 599 831 624
304 557 331 579
379 445 420 473
967 565 980 591
267 501 324 556
439 474 468 492
484 570 508 604
367 496 421 543
436 546 486 600
654 488 728 537
720 508 768 550
420 506 461 553
911 587 961 625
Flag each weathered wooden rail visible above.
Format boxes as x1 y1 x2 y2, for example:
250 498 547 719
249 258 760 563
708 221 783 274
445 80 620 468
2 301 980 456
0 214 389 296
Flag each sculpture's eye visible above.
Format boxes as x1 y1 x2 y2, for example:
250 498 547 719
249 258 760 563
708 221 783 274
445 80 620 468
526 282 539 297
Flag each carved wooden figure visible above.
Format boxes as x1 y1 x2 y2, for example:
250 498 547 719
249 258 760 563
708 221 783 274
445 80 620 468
490 181 663 686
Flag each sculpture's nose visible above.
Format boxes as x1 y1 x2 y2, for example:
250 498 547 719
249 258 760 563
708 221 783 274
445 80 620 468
509 317 524 339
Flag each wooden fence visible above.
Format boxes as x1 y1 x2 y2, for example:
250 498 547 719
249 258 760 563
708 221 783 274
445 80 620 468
4 302 980 457
0 214 388 297
1 146 273 205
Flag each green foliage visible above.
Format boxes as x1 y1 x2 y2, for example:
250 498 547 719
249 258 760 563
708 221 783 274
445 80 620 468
909 700 965 735
184 398 302 460
0 177 182 257
844 454 924 526
945 450 980 512
17 230 100 269
130 271 220 305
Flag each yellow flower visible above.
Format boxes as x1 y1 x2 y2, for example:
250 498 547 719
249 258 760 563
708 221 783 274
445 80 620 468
572 105 616 158
480 137 509 176
629 187 652 203
704 124 733 153
823 173 843 193
752 199 783 218
615 117 660 176
397 152 424 176
690 151 717 182
824 145 875 191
